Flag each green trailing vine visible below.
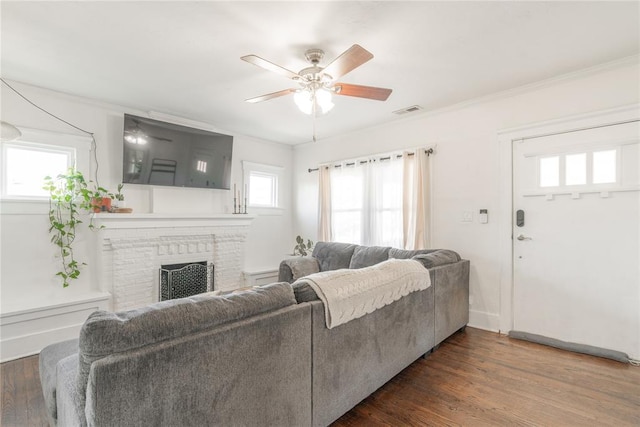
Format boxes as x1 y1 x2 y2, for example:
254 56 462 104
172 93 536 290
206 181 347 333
44 168 111 287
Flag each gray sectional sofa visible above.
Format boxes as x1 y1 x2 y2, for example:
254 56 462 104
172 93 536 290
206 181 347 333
280 242 470 426
40 242 469 427
40 283 312 427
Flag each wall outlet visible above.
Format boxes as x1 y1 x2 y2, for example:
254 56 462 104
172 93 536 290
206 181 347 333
462 211 473 222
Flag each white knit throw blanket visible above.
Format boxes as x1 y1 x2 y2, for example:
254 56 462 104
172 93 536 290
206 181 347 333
295 258 431 329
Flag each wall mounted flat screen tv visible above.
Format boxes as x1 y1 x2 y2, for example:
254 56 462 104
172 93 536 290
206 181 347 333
122 114 233 190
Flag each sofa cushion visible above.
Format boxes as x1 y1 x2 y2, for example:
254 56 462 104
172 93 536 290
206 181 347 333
349 245 391 269
388 248 438 259
77 282 296 401
312 242 357 272
412 249 461 268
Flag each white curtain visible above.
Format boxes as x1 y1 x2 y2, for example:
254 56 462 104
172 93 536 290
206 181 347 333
317 165 332 241
318 148 430 248
402 150 431 249
364 157 403 247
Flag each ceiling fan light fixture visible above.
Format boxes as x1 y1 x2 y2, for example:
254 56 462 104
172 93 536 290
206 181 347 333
1 121 22 142
315 88 334 114
294 87 334 115
294 89 313 115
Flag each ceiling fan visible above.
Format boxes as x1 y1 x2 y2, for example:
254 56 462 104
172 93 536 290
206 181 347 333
241 44 392 116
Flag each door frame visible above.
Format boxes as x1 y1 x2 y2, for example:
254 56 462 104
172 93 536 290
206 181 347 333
496 103 640 334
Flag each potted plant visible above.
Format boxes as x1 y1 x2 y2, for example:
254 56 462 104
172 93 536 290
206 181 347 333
44 168 108 287
113 183 125 209
293 235 314 256
89 186 113 213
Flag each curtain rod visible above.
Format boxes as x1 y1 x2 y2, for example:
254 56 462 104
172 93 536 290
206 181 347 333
308 148 433 173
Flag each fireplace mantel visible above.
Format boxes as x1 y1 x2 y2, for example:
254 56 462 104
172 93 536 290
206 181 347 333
94 213 255 311
93 213 255 229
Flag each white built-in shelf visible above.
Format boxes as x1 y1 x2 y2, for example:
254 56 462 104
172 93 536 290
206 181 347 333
92 213 256 229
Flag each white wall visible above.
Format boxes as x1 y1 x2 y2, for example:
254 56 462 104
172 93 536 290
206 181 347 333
293 59 640 333
0 81 293 313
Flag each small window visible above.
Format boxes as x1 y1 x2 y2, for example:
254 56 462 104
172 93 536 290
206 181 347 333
249 171 278 207
539 156 560 187
565 153 586 186
2 142 75 198
593 150 616 184
242 161 284 212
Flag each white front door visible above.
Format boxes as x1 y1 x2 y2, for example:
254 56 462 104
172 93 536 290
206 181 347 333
512 120 639 359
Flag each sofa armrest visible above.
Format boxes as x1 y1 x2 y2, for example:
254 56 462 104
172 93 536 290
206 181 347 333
56 354 86 427
39 338 79 426
432 260 470 346
411 249 461 268
278 256 320 283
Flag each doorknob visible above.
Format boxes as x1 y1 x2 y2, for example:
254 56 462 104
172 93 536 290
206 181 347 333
517 234 532 241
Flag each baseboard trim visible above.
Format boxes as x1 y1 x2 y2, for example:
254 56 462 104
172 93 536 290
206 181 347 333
243 269 279 287
468 310 500 332
0 295 109 362
0 323 84 362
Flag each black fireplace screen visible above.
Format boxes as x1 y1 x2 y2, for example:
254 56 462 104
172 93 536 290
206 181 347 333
159 261 212 301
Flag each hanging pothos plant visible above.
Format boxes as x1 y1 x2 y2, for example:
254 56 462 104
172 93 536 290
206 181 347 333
44 168 111 287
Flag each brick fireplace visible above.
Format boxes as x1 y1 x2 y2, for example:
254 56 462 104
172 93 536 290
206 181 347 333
93 213 255 311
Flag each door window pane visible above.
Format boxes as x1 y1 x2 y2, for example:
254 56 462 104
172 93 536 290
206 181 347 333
539 156 559 187
593 150 616 184
565 153 586 185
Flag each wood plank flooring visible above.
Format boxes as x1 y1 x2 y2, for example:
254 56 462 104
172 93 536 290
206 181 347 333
334 328 640 426
2 327 639 426
1 353 47 426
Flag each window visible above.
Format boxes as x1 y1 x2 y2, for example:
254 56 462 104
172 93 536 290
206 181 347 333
318 149 431 249
242 161 283 212
539 156 560 187
537 147 619 189
3 143 73 197
592 150 616 184
331 164 364 244
565 153 586 186
1 128 91 200
248 171 277 207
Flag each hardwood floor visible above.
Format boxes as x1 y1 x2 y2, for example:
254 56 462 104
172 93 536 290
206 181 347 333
2 327 639 426
1 353 47 426
333 328 640 426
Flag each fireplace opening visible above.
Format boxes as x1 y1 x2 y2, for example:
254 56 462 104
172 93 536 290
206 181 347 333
159 261 213 301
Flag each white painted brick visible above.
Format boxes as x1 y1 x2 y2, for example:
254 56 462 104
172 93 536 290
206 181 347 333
99 224 250 311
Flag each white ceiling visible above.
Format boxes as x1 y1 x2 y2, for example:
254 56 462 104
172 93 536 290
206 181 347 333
2 1 638 145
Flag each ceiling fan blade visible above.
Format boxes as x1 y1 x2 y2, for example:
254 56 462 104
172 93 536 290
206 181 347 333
334 83 392 101
322 44 373 80
241 55 300 80
245 88 296 103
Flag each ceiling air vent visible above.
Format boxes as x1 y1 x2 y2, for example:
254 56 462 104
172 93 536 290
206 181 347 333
393 105 423 115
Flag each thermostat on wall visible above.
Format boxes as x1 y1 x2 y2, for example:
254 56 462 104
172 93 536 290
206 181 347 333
479 209 488 224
